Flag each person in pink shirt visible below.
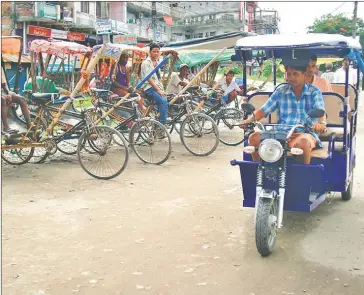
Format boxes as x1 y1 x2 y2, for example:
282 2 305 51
305 54 333 92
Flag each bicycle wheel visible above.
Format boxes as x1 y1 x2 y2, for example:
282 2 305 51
129 118 172 165
180 113 219 157
77 125 129 180
28 116 50 164
1 143 34 165
214 108 245 146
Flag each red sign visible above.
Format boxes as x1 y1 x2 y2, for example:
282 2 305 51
28 25 51 37
67 32 86 42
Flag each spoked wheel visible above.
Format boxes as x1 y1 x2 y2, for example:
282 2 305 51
129 118 172 165
341 172 353 201
214 108 245 146
180 113 219 157
57 136 79 155
255 197 278 257
77 125 129 180
1 146 34 165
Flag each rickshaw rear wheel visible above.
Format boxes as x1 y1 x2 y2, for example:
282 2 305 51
341 173 353 201
255 197 278 257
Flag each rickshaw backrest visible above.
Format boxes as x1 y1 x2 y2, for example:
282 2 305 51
322 93 345 125
330 83 357 110
247 92 278 124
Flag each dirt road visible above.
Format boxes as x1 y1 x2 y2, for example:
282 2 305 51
2 97 364 295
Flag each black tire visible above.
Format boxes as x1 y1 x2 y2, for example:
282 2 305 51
129 118 172 165
1 146 34 165
255 198 278 257
341 173 353 201
214 108 245 146
77 125 129 180
180 113 219 157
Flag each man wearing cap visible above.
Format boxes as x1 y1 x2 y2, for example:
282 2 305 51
241 50 327 165
166 63 189 94
305 54 333 92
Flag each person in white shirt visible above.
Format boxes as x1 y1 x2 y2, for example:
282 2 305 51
320 62 335 83
166 63 189 94
216 71 243 103
334 58 357 87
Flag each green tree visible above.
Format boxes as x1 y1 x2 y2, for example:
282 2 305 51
307 13 364 50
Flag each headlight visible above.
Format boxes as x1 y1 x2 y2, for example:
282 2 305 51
258 139 283 163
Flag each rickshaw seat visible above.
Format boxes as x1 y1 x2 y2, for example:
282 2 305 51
247 92 278 124
331 83 357 110
322 93 351 140
31 93 60 102
310 143 329 159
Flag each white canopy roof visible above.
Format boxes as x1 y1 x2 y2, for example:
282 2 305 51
236 33 362 50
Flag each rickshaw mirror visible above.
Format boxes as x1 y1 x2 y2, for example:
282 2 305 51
308 108 325 118
241 103 255 114
231 54 240 62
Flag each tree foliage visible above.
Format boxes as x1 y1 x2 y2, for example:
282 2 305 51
307 13 364 50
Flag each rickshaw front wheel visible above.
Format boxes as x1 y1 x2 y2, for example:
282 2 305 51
255 197 278 257
341 173 353 201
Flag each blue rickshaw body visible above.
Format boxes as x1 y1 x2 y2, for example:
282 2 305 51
230 33 362 213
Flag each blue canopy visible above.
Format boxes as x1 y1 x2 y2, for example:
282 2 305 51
234 33 364 73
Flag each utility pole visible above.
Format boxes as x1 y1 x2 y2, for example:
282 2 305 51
152 1 157 41
352 1 358 38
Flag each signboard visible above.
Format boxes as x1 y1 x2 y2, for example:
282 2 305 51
28 25 51 38
95 21 112 35
113 34 137 45
42 3 58 20
67 32 86 42
63 7 73 22
15 3 35 21
51 29 68 40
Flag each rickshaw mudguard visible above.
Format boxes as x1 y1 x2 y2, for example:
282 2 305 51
230 159 328 212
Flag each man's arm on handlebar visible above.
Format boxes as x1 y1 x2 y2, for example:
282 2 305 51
244 109 266 123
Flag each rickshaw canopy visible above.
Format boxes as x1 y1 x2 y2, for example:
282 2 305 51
166 49 235 68
236 33 362 51
1 36 22 56
92 43 148 60
234 33 364 72
29 39 92 57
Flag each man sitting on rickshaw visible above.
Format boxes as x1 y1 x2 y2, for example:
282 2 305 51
166 63 190 94
242 50 327 165
1 67 32 133
305 54 333 92
111 51 130 97
216 70 244 104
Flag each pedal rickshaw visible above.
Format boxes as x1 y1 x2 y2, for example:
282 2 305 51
87 43 173 165
159 48 248 147
1 41 132 180
19 39 94 159
230 33 363 256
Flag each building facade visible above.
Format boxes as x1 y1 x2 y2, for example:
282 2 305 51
1 1 280 52
170 2 279 42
